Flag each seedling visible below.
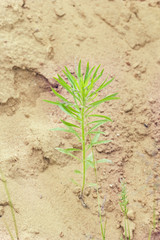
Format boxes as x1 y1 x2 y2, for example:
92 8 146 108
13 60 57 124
148 183 157 240
119 181 131 240
0 168 19 240
44 60 119 196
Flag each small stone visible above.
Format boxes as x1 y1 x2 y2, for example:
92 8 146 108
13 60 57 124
117 224 121 229
149 98 156 104
60 232 64 238
104 200 114 212
136 125 148 136
127 209 135 221
47 45 54 59
0 206 4 217
144 145 158 157
54 7 65 17
124 103 133 113
24 114 30 118
73 187 81 195
105 131 110 136
96 145 106 153
92 191 97 198
84 187 91 197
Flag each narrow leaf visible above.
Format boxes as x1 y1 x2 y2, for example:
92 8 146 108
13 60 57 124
71 178 80 186
54 76 72 94
93 69 104 84
51 87 69 103
61 120 80 128
97 159 113 164
50 127 81 141
93 65 101 79
74 170 82 174
88 119 112 125
87 122 107 135
50 127 74 133
60 148 82 152
88 93 119 108
55 148 81 161
78 60 82 78
63 67 80 90
43 100 62 106
89 114 113 122
88 183 99 188
84 62 89 81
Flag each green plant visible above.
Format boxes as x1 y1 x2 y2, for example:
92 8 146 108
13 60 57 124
119 181 131 240
148 183 157 240
0 168 19 240
44 60 119 239
44 60 118 196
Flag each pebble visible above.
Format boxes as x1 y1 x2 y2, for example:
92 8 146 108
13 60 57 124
104 200 114 212
54 7 65 17
73 187 81 195
148 98 156 104
92 191 97 198
124 103 133 113
84 187 91 197
144 145 158 157
127 209 135 220
0 206 4 217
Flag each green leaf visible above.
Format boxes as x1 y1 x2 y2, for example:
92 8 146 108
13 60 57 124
84 66 96 89
54 76 72 95
55 148 81 161
78 60 82 78
51 87 69 103
86 152 93 161
92 77 114 96
89 131 106 135
97 159 113 164
59 104 78 119
87 139 111 150
86 160 94 168
88 183 99 188
88 93 119 109
93 65 101 79
74 170 82 174
50 127 74 133
88 119 112 125
50 127 81 141
60 148 82 152
63 67 80 90
84 62 89 82
71 178 80 186
87 122 107 135
61 120 80 128
86 153 94 170
93 69 104 84
92 132 101 143
89 114 113 122
43 99 62 106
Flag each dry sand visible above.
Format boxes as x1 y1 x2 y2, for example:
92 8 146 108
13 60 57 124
0 0 160 239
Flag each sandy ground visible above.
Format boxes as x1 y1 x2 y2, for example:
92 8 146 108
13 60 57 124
0 0 160 239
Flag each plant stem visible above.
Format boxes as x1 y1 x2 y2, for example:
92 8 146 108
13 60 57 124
0 169 19 240
81 106 86 194
88 132 106 240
